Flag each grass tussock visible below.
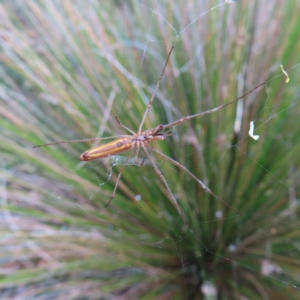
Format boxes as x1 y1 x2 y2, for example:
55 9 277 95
1 1 300 299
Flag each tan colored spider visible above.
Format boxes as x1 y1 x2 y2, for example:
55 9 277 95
34 46 265 226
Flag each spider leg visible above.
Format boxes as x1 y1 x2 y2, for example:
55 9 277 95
143 147 189 227
134 144 141 165
133 144 146 167
115 116 135 135
33 135 131 148
150 147 241 215
104 149 134 207
139 158 146 167
138 46 174 133
162 82 266 130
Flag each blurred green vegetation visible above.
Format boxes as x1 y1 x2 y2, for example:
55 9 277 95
1 0 300 299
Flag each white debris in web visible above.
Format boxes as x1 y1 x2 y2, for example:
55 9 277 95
261 259 283 276
249 121 260 140
280 64 290 83
215 210 223 218
135 194 142 201
229 244 237 252
201 281 216 298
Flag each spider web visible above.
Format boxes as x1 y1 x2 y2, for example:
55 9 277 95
2 0 300 299
72 1 300 297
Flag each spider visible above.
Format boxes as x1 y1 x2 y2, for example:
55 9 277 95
34 46 265 226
